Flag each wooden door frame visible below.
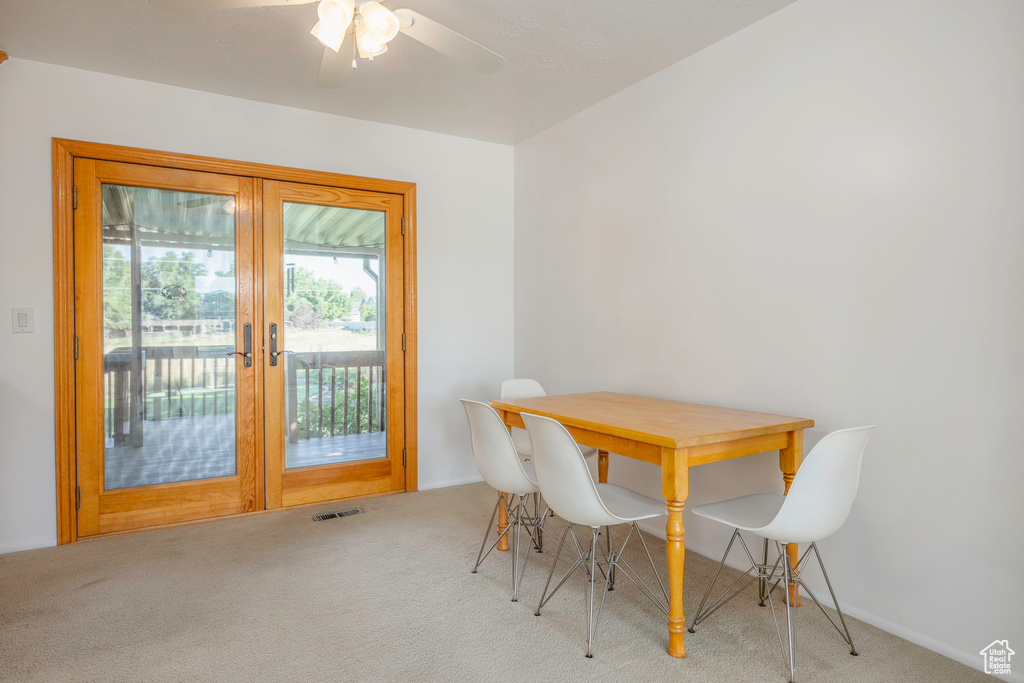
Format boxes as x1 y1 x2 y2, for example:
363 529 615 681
53 138 418 544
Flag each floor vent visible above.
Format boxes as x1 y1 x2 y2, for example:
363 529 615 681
311 508 363 522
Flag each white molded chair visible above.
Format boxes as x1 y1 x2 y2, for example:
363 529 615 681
522 412 669 658
688 426 875 683
461 399 547 602
500 379 598 461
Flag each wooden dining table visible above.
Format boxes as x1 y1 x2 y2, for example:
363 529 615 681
488 391 814 658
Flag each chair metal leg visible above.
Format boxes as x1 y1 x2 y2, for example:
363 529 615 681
510 497 517 596
689 529 742 632
510 495 540 602
633 522 669 607
532 493 544 552
585 527 599 658
535 522 581 616
472 492 504 574
473 492 535 602
514 493 554 558
609 523 669 614
782 543 798 683
511 496 523 601
692 535 856 682
605 526 615 590
759 537 769 606
537 521 668 658
692 530 782 633
756 544 793 680
809 543 858 655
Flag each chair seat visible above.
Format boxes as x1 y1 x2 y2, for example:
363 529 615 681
691 493 785 533
595 484 666 523
513 428 597 459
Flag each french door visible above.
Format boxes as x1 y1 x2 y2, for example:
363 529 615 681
263 181 406 507
70 153 410 537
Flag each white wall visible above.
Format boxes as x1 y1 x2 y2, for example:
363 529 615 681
515 0 1023 677
0 58 512 553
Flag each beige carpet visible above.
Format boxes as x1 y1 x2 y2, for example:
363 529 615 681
0 483 984 682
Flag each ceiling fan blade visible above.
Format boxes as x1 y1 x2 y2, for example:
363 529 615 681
394 9 505 75
317 42 352 88
150 0 315 12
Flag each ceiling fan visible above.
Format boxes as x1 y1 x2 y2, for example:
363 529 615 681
150 0 506 87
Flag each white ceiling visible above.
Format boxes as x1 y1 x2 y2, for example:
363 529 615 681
0 0 798 144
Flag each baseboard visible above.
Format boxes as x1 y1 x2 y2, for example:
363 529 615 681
635 521 1018 683
0 537 57 555
418 474 484 491
836 602 1022 683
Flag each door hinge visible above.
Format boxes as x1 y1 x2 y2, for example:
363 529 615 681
402 449 407 467
74 336 80 360
75 486 82 510
401 217 406 236
73 186 78 210
401 333 406 352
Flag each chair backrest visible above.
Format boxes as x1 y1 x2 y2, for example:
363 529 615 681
500 379 547 400
522 413 619 528
762 426 875 543
460 400 537 496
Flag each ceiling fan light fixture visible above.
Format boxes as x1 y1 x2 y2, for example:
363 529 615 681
355 21 389 57
318 0 354 25
311 19 346 51
312 0 354 52
358 1 400 44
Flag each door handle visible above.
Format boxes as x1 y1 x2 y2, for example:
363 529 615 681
268 323 294 366
227 323 253 367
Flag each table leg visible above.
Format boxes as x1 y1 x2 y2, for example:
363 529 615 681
497 418 516 551
780 430 804 606
598 450 612 587
497 492 510 552
663 447 690 657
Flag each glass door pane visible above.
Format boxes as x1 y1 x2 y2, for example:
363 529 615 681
101 185 238 489
263 179 404 510
282 202 387 469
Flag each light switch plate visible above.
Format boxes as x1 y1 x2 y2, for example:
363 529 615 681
12 307 34 333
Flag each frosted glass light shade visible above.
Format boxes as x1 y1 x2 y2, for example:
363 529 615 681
355 21 388 57
312 0 354 52
318 0 354 24
311 19 347 51
358 1 400 43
